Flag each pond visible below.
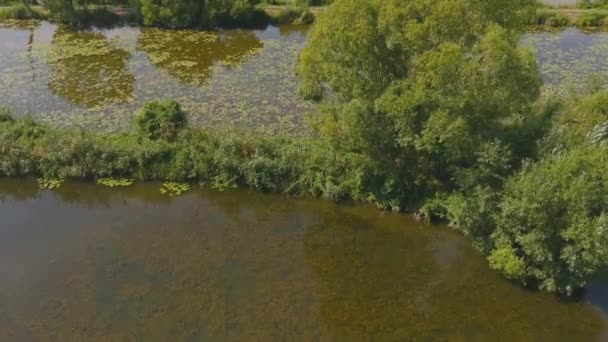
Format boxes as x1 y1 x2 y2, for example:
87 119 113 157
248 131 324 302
0 21 313 134
1 179 608 340
2 21 608 133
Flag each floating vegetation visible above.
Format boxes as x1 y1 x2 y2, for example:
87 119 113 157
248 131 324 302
37 178 64 189
46 27 135 107
96 178 134 187
160 182 190 196
138 28 263 86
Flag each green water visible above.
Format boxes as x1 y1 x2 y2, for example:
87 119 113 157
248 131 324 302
1 179 608 340
2 21 608 133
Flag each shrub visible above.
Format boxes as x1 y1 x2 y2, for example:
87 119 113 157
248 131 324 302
577 0 608 9
0 4 45 19
134 100 187 141
576 10 608 27
531 9 570 26
272 6 313 25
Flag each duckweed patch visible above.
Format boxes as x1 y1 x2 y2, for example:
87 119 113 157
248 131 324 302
37 178 64 189
160 182 190 196
96 178 134 187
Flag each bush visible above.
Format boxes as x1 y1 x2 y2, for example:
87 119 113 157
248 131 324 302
134 100 187 141
531 9 570 26
492 145 608 294
577 0 608 9
0 106 365 199
272 6 313 25
576 10 608 27
136 0 267 28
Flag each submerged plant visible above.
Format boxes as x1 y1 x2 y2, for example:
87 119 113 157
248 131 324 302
37 178 64 189
96 178 135 187
160 182 190 196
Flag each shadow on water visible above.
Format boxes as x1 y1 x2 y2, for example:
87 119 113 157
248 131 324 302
1 178 608 340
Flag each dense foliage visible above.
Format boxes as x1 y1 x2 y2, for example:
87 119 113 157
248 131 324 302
298 0 608 294
41 0 268 27
134 0 267 28
0 107 366 198
299 0 539 207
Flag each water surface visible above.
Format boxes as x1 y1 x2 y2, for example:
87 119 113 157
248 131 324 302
0 21 313 134
1 179 608 340
523 28 608 92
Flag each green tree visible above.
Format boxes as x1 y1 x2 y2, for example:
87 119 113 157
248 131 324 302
136 0 264 28
298 0 540 209
491 144 608 294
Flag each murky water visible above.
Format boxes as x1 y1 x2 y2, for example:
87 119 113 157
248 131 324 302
1 179 608 340
1 21 608 132
0 21 313 134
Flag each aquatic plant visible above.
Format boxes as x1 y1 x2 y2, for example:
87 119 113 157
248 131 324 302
37 177 64 189
96 178 135 187
271 6 314 25
577 0 608 9
46 27 134 107
160 182 190 196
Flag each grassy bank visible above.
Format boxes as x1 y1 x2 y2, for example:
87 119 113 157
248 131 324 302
0 4 46 20
532 8 608 28
0 105 366 200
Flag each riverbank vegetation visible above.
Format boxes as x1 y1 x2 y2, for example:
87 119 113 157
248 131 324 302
0 3 46 19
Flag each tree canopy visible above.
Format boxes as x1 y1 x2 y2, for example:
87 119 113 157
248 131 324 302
299 0 540 206
298 0 608 294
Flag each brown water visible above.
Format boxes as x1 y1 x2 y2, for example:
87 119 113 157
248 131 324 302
1 179 608 340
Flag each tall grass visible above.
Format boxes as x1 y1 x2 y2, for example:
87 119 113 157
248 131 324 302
576 10 608 26
0 108 378 203
0 4 46 19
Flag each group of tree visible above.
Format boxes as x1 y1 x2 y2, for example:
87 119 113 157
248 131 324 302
298 0 608 294
133 0 266 28
40 0 266 27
